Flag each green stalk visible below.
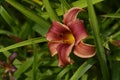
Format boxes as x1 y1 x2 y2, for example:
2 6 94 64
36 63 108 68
42 0 59 21
86 0 109 80
0 37 47 52
33 44 38 80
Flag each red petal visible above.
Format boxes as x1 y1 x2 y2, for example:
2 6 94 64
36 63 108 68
48 42 60 56
74 41 96 58
68 19 88 45
57 43 74 67
63 7 84 25
46 21 70 41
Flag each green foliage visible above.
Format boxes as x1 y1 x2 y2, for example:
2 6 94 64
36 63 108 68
0 0 120 80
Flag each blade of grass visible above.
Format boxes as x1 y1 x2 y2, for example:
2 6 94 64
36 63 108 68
19 22 32 39
0 6 18 34
22 0 43 14
56 0 103 16
111 31 120 39
0 46 21 65
81 73 88 80
23 0 42 6
72 0 103 8
32 44 38 80
86 0 109 80
101 14 120 18
70 58 96 80
104 21 120 36
56 65 71 80
42 0 59 21
59 0 71 9
33 0 43 5
64 73 69 80
109 44 120 80
14 57 33 79
102 8 120 30
0 37 47 52
112 61 120 80
6 0 50 36
0 29 12 35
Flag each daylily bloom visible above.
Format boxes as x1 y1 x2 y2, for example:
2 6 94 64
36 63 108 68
0 53 17 80
46 7 96 67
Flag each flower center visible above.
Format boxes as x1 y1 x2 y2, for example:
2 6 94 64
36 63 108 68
63 32 75 44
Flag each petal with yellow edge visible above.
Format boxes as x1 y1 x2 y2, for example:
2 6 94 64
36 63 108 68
57 43 74 67
48 42 60 56
63 7 84 25
74 41 96 58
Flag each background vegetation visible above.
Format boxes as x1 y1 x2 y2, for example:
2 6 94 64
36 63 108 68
0 0 120 80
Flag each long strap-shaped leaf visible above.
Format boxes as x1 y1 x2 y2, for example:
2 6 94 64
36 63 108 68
0 6 18 34
70 58 96 80
59 0 71 9
86 0 109 80
42 0 59 21
72 0 103 8
6 0 50 36
0 37 47 52
56 65 71 80
14 57 33 79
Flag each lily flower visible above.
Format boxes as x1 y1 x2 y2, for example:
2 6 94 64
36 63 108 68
46 7 96 67
0 53 17 80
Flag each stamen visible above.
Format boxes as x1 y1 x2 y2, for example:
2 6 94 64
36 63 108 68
63 32 75 44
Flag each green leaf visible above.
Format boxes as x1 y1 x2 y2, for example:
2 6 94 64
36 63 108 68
19 22 33 39
6 0 50 36
56 65 71 80
111 61 120 80
108 42 120 79
102 8 120 30
81 73 88 80
32 44 38 80
86 0 110 80
0 5 18 34
70 58 96 80
0 37 47 52
42 0 59 21
14 57 33 79
109 42 120 61
101 14 120 18
56 0 103 16
59 0 71 9
72 0 103 8
0 29 12 35
32 24 49 36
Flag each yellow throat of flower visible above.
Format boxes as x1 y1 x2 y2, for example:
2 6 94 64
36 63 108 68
63 32 75 44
